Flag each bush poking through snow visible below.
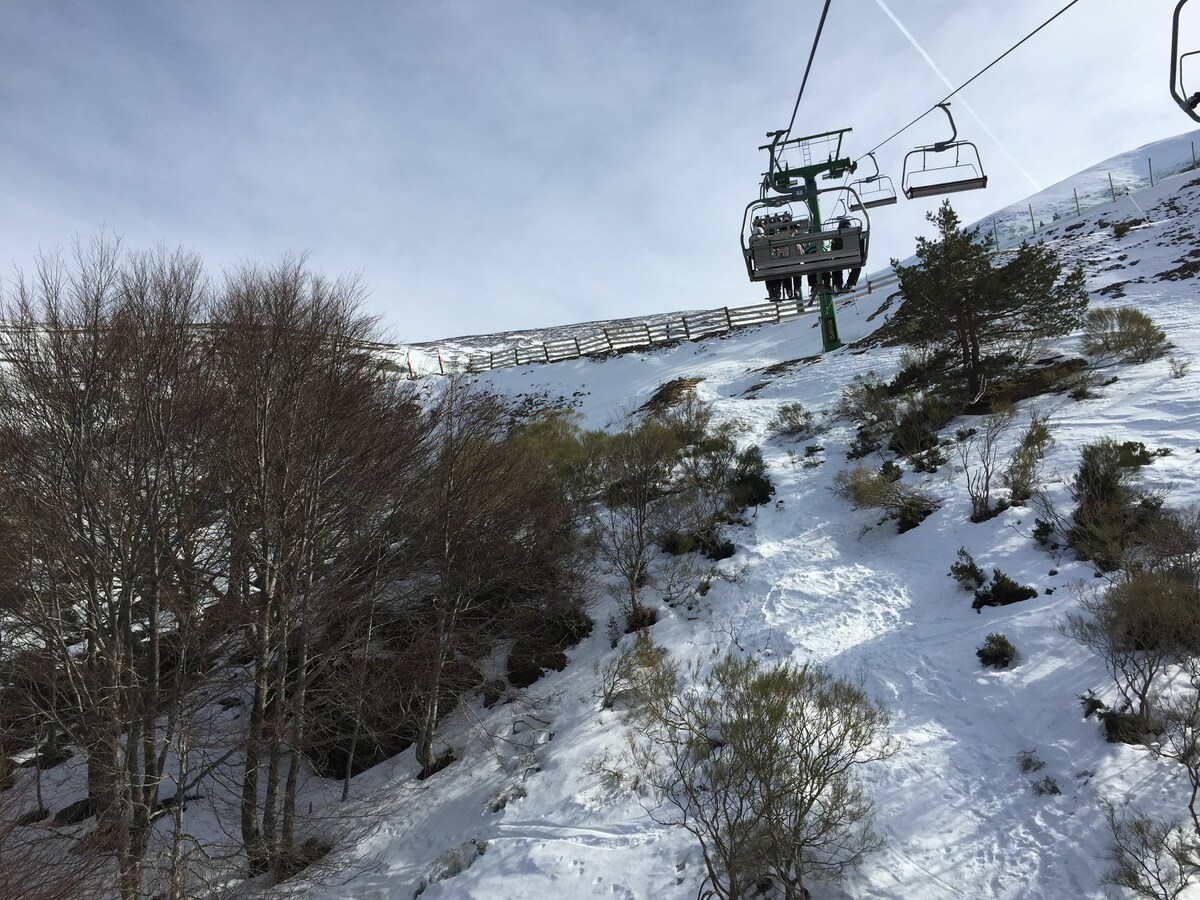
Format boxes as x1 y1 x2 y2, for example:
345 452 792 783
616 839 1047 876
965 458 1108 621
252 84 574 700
1004 409 1054 504
1031 776 1061 797
972 570 1038 610
831 464 938 533
726 445 774 510
1068 437 1165 571
1017 750 1044 774
977 633 1017 669
1099 710 1164 745
628 653 898 900
1081 306 1169 363
414 840 488 897
769 402 817 439
485 784 527 813
949 548 986 591
595 633 668 710
1033 517 1057 547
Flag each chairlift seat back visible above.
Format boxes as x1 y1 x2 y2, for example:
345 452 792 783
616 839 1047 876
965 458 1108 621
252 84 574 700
744 224 865 281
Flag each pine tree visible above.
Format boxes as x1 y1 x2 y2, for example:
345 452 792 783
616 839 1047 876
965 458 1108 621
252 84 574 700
891 201 1088 399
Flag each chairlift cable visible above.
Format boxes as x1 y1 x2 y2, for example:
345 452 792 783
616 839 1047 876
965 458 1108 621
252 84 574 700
857 0 1086 161
784 0 835 138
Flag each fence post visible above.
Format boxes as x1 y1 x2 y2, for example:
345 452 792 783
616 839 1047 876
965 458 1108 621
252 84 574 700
1109 172 1117 202
681 317 691 340
437 349 445 375
1073 188 1081 216
543 344 550 363
602 328 613 350
643 323 652 344
574 337 581 358
723 307 733 329
1148 158 1155 187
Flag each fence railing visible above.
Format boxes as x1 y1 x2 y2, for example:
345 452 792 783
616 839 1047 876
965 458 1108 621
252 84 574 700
988 149 1200 250
390 271 903 379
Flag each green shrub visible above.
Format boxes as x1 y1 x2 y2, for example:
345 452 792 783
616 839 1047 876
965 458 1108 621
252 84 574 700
1081 307 1168 363
846 430 883 460
911 444 948 473
972 569 1038 610
896 492 937 533
977 633 1016 668
949 547 986 590
1117 440 1154 467
1099 710 1163 745
1069 437 1164 570
1079 691 1106 719
1004 410 1054 503
1032 518 1057 547
726 445 774 509
889 393 956 461
836 370 893 425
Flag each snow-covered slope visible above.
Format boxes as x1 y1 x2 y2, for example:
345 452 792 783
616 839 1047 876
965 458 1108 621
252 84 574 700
10 135 1200 900
283 136 1200 899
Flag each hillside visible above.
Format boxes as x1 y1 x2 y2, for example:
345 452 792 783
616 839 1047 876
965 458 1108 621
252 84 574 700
6 133 1200 900
288 141 1200 898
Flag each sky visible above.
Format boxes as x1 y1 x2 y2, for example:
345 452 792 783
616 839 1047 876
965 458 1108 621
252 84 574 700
1 0 1196 343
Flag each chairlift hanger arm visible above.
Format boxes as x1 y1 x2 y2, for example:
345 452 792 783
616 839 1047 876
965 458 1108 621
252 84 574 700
931 103 958 150
1173 0 1200 121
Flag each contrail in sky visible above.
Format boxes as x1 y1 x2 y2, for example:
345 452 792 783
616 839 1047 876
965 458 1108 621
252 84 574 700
873 0 1042 192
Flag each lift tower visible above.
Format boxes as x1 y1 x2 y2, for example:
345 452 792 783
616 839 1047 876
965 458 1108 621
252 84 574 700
746 128 865 352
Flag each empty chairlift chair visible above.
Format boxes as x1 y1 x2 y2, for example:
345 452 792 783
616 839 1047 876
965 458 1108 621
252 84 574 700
1173 0 1200 121
901 103 988 200
849 152 897 210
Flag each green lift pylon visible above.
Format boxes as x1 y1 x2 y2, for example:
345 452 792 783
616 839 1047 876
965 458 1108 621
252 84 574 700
760 128 859 353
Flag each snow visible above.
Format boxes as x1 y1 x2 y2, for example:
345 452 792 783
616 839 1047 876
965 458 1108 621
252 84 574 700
300 130 1200 899
8 129 1200 898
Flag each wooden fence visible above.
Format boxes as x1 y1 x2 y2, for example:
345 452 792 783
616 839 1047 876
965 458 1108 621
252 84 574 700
393 271 902 379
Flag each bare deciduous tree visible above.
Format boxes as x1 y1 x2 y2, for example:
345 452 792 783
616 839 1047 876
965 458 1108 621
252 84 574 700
955 406 1013 522
0 236 224 897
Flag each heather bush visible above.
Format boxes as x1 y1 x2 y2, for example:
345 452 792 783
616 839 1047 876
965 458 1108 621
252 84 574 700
1082 306 1168 363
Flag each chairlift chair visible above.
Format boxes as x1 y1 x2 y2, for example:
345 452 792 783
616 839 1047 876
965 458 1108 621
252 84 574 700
1172 0 1200 121
901 103 988 199
849 152 898 210
741 187 870 283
